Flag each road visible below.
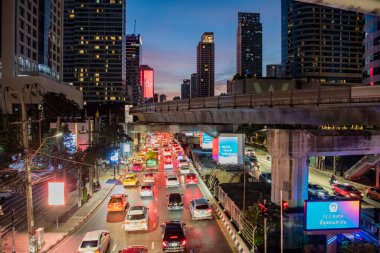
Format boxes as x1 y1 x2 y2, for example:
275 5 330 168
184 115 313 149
50 151 238 252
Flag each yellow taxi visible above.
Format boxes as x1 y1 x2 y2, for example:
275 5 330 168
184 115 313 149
122 173 139 187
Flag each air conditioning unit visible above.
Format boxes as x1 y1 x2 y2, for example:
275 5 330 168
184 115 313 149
36 227 45 249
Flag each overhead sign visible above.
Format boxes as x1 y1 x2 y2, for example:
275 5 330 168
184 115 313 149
200 132 213 149
304 200 360 234
48 182 65 205
218 136 238 164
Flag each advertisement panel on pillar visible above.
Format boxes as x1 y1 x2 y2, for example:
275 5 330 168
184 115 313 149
304 199 360 234
201 132 213 149
218 136 238 164
212 137 219 161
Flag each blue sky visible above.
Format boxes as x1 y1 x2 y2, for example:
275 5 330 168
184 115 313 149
126 0 281 99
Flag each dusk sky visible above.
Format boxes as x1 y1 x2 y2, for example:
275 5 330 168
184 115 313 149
126 0 281 99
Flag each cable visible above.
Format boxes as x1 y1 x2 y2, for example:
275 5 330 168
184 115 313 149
39 151 95 167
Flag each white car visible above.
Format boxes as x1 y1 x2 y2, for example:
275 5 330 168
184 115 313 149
142 172 155 183
189 198 213 220
166 174 180 188
163 148 172 156
77 230 110 253
125 206 149 231
164 161 173 170
178 159 189 167
139 184 154 197
179 165 190 175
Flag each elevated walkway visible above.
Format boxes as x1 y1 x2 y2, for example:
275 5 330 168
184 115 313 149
345 154 380 180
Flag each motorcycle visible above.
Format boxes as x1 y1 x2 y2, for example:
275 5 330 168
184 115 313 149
93 181 102 192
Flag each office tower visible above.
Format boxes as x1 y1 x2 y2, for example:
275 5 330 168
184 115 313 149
126 34 142 105
197 32 215 97
282 0 363 85
237 12 263 77
159 94 167 102
154 93 159 102
140 65 154 101
227 80 234 94
1 0 82 114
181 79 191 99
266 64 282 78
363 15 380 86
63 0 126 107
190 73 197 98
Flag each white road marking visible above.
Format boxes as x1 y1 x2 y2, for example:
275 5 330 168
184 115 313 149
152 242 155 249
112 244 117 252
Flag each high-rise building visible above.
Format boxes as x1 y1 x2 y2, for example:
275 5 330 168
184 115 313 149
197 32 215 97
181 79 191 99
266 64 282 78
282 0 363 85
0 0 82 114
363 15 380 86
227 80 235 94
190 73 197 98
153 93 159 102
140 65 154 101
159 94 167 102
63 0 126 107
126 34 142 104
237 12 263 77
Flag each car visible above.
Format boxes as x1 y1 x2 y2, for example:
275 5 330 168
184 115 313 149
132 163 143 172
259 172 272 184
107 194 128 212
308 183 329 199
189 198 213 220
142 172 155 183
125 206 149 231
179 165 190 175
167 193 184 211
140 184 154 197
184 173 198 185
77 230 110 253
164 155 172 162
163 148 172 156
122 174 139 187
178 159 189 167
176 152 184 160
161 221 187 253
245 156 258 166
366 187 380 201
245 148 255 156
164 160 173 170
166 174 180 188
332 183 363 199
119 245 148 253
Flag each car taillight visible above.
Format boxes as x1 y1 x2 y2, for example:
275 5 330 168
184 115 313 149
207 208 212 213
162 241 168 247
125 221 130 224
140 219 146 224
181 240 186 246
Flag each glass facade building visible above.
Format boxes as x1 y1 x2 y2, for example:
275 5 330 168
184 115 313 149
237 12 262 77
63 0 126 106
181 79 190 99
281 0 363 85
126 34 142 104
196 32 214 97
190 73 197 98
363 15 380 86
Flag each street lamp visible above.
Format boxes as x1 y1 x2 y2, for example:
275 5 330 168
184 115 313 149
25 132 62 253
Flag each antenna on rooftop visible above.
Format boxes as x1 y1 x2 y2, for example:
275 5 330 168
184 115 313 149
134 20 137 34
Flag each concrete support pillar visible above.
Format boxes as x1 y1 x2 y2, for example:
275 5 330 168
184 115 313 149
376 163 380 189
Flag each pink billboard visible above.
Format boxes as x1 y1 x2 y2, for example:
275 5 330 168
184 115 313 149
140 68 154 98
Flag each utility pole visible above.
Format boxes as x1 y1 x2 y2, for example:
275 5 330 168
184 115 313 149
78 167 82 207
280 190 284 253
89 166 94 196
11 209 15 253
243 164 246 210
264 199 267 253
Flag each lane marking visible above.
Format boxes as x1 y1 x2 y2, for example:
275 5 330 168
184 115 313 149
112 244 117 252
152 242 155 249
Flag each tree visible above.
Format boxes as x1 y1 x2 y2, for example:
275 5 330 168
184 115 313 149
0 115 23 165
341 241 375 253
41 92 80 121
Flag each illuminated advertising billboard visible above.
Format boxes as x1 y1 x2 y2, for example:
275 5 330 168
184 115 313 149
200 132 213 149
304 200 360 234
48 182 65 205
140 66 154 99
212 138 219 161
218 136 238 164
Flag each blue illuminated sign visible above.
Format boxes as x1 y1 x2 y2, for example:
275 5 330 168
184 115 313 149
304 200 360 233
201 133 213 149
110 151 119 163
218 136 238 164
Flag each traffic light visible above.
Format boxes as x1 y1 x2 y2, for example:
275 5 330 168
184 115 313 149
281 200 289 211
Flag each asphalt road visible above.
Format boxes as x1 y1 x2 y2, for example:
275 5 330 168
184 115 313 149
50 152 238 253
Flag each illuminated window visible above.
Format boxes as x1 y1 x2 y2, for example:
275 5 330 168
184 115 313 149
79 77 84 81
80 41 84 45
111 36 116 40
79 87 83 91
94 45 99 49
95 36 100 40
95 55 100 59
69 14 75 18
79 50 84 54
110 97 116 101
79 73 83 77
84 101 87 105
105 45 108 49
95 78 99 82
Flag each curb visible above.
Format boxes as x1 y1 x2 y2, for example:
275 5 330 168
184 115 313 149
39 179 119 253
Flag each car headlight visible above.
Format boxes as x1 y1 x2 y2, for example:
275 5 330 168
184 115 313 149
361 193 364 197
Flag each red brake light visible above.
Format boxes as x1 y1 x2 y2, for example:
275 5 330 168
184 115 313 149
162 241 168 247
181 240 187 246
207 208 212 213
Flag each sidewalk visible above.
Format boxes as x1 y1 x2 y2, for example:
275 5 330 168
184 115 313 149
1 169 120 253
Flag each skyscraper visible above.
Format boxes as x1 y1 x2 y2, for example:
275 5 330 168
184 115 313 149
266 64 282 78
140 65 154 102
363 14 380 86
63 0 126 107
126 34 142 104
1 0 82 114
197 32 215 97
181 79 191 99
282 0 363 85
237 12 263 77
190 73 197 98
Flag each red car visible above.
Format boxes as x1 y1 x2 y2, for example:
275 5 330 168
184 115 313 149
132 163 143 172
332 183 363 199
119 245 148 253
185 173 198 185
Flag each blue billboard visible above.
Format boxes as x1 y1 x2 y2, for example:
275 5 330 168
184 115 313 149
218 136 238 164
201 133 213 149
304 200 360 233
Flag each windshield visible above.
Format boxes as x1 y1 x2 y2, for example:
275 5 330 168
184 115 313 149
168 177 177 181
196 204 209 210
345 185 357 191
127 214 145 220
109 198 121 203
80 240 98 248
125 176 135 180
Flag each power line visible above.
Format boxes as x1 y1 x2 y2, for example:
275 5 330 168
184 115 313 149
39 152 95 167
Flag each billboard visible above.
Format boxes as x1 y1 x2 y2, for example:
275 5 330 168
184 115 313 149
212 138 219 161
140 67 154 99
304 200 360 233
200 132 213 149
48 182 65 205
218 133 245 165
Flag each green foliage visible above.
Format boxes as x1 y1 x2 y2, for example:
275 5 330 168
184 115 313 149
340 241 376 253
304 244 325 253
241 196 264 247
41 92 80 120
0 115 23 164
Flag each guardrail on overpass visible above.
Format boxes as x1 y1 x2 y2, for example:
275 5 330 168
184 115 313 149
130 86 380 113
